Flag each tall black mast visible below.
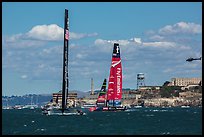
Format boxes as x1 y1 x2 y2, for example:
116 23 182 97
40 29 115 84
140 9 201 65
61 9 69 113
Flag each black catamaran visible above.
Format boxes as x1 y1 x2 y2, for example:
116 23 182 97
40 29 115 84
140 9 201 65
61 9 69 114
42 9 85 116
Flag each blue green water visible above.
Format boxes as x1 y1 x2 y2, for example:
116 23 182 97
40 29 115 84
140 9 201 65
2 107 202 135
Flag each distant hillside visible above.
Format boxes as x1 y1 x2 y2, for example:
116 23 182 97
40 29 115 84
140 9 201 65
2 94 52 107
2 90 91 107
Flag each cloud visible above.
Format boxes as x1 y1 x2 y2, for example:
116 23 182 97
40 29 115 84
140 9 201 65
129 38 142 44
3 35 45 49
3 31 198 88
94 37 190 50
149 35 164 41
94 39 109 45
26 24 63 41
4 33 23 43
95 37 142 46
21 75 28 79
3 21 202 92
2 24 100 79
94 38 143 55
3 24 98 49
25 24 98 41
142 41 176 48
76 53 87 59
70 32 98 40
159 22 202 35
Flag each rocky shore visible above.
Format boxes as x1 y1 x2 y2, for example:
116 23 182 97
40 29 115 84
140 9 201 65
122 97 202 108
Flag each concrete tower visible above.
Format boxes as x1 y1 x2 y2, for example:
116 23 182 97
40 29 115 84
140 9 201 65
91 78 94 95
137 73 145 90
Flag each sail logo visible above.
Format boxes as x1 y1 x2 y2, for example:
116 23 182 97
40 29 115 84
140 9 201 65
116 46 119 53
116 67 121 94
65 29 69 40
112 60 121 67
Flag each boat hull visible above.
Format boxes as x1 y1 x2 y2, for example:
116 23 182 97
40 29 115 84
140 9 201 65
46 111 86 116
42 108 86 116
89 106 127 112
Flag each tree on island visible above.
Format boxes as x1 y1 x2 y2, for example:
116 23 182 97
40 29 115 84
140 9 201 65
160 81 180 98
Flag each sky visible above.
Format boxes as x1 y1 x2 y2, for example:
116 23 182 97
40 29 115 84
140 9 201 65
2 2 202 96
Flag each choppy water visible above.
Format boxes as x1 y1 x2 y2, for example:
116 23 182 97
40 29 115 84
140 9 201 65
2 107 202 135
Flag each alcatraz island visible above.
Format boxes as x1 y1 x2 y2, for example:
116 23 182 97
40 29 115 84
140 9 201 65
45 77 202 109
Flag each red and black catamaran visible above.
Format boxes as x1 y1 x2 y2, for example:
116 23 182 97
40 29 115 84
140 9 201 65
89 43 127 112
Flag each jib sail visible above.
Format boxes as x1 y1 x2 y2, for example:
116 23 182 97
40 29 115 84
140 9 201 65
96 79 107 107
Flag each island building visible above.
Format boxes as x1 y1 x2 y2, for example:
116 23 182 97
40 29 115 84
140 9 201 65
168 77 202 87
167 77 202 92
52 91 77 106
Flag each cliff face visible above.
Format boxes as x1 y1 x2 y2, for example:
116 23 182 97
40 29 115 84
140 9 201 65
122 92 202 107
121 91 202 107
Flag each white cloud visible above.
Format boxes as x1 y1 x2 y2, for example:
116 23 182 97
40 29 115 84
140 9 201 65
149 35 164 41
70 32 98 40
76 53 87 59
94 39 108 45
3 24 98 48
129 38 142 44
94 37 142 46
26 24 63 41
21 75 28 79
94 38 187 50
41 46 62 55
94 38 141 55
143 41 176 48
4 35 45 49
4 33 23 43
26 24 98 41
159 22 202 35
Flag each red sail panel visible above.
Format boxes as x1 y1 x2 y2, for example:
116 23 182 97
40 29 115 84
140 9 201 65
107 43 122 105
115 59 122 100
107 65 115 100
